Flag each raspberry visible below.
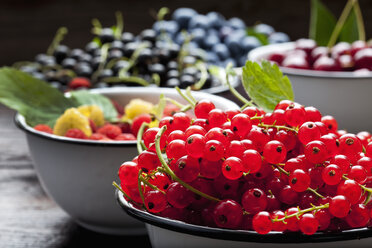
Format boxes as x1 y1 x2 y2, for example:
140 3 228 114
97 123 122 139
90 133 108 140
34 124 53 134
68 77 91 89
65 128 88 139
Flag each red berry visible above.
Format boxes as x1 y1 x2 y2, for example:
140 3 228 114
68 77 91 89
299 213 319 235
222 157 244 180
204 140 225 161
144 190 167 213
322 164 342 185
166 182 194 208
252 211 272 234
345 204 370 228
194 100 215 119
285 103 306 127
337 179 362 205
213 200 243 229
304 140 328 164
118 161 139 186
263 140 287 164
173 155 200 182
231 113 252 137
65 128 88 139
289 169 311 192
241 188 268 214
166 139 187 161
329 195 351 218
242 149 262 173
186 134 206 158
34 124 53 134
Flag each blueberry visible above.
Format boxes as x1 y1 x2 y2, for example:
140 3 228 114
148 63 166 76
269 32 290 44
35 54 56 66
136 48 152 65
182 67 198 77
190 28 206 46
241 36 262 53
188 14 210 30
219 26 234 42
50 81 63 91
228 17 246 30
221 58 237 68
182 56 197 66
254 23 275 36
179 74 195 88
99 28 115 44
238 55 248 67
206 52 219 64
175 32 186 45
155 48 171 64
153 20 179 35
121 32 135 43
207 12 225 30
172 8 198 29
224 30 246 56
203 35 220 49
91 56 102 71
123 42 139 57
85 41 100 54
212 43 230 61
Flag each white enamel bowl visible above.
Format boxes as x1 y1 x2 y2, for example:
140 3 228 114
117 190 372 248
15 87 239 235
247 42 372 133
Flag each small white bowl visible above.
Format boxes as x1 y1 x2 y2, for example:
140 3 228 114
247 42 372 133
15 87 239 235
116 190 372 248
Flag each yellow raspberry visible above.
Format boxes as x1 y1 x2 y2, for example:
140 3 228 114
123 98 154 120
53 108 92 137
77 105 105 127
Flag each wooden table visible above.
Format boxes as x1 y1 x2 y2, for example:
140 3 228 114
0 105 152 247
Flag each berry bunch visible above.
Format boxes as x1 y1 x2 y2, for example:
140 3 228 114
117 95 372 235
268 38 372 73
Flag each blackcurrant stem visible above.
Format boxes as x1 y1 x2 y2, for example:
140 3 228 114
114 11 124 40
225 64 253 106
46 27 68 56
92 43 110 82
258 123 298 133
118 42 150 78
154 126 221 202
136 122 149 154
175 86 196 107
192 62 209 91
272 203 329 223
112 181 143 208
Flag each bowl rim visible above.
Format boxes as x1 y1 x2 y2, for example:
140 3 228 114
247 42 372 79
116 190 372 243
14 87 240 147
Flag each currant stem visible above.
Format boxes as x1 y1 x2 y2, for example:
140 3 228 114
225 64 252 106
112 181 142 208
154 126 221 202
175 86 196 107
192 62 209 91
136 122 149 154
139 174 166 194
307 187 325 199
272 203 329 223
271 163 290 176
258 123 298 133
342 175 372 194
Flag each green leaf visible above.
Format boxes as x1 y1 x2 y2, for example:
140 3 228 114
241 61 294 112
69 90 118 122
247 27 269 45
339 7 360 43
0 67 76 127
309 0 337 46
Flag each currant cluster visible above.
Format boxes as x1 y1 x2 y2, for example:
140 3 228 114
117 97 372 235
268 38 372 72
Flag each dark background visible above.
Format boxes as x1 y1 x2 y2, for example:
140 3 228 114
0 0 371 67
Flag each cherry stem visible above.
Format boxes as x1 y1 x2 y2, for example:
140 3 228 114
136 122 149 154
272 203 329 223
154 126 221 202
327 0 358 48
